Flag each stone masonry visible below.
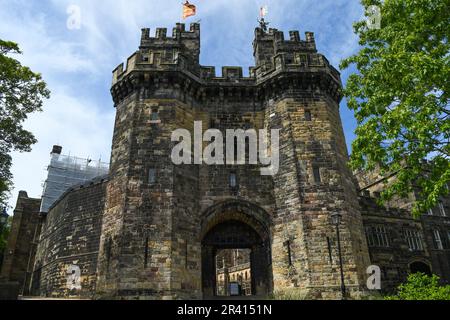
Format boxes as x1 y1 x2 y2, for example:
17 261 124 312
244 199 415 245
0 191 42 296
2 23 449 300
95 23 372 300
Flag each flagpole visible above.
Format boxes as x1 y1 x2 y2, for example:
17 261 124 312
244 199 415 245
181 2 184 23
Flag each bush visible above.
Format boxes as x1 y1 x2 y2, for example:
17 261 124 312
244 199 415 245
385 273 450 300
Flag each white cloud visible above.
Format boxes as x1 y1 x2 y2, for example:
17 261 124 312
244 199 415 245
0 0 364 211
8 86 114 209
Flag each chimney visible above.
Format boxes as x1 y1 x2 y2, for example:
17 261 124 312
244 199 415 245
51 145 62 155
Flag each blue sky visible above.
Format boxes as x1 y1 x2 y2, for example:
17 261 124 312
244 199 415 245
0 0 365 211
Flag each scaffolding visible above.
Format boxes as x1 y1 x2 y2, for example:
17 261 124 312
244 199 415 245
40 151 110 213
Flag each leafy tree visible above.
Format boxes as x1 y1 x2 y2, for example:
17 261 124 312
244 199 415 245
0 40 50 207
385 273 450 300
340 0 450 216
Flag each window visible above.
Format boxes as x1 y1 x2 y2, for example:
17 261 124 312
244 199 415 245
313 167 321 183
150 108 159 122
144 237 149 268
433 229 443 250
229 173 237 188
148 168 156 185
438 202 447 217
304 110 312 121
428 208 434 216
365 226 390 247
106 238 112 272
298 54 308 66
403 229 424 251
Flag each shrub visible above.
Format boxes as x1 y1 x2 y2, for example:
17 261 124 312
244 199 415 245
385 273 450 300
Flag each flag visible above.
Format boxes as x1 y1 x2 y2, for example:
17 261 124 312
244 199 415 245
182 1 196 19
259 5 268 18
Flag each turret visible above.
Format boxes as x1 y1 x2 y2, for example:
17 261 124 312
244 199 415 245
252 27 330 82
140 22 200 66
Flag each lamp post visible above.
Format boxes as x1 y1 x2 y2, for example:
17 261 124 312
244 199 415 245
331 211 346 300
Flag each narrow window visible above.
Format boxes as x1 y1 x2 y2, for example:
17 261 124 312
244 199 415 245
106 238 112 272
150 108 159 122
298 54 308 66
365 226 375 247
144 236 149 268
313 167 321 183
404 229 424 251
304 110 312 121
283 240 292 266
433 229 443 250
326 237 333 265
229 173 237 188
428 208 434 216
245 137 250 162
185 240 188 269
148 168 156 185
438 202 446 217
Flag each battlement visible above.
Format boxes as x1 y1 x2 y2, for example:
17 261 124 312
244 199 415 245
254 27 315 46
140 22 200 44
112 24 341 102
200 66 256 81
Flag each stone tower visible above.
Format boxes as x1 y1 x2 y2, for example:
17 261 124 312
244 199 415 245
95 23 371 299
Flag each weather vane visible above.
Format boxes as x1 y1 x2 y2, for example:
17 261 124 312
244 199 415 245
258 5 269 32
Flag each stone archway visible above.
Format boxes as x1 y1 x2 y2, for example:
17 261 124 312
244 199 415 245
200 200 273 299
409 261 432 276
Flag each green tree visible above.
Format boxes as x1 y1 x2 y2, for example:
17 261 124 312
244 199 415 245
0 40 50 207
385 273 450 300
340 0 450 216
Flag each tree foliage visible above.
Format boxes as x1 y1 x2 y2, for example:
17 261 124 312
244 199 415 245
385 273 450 300
340 0 450 216
0 40 50 207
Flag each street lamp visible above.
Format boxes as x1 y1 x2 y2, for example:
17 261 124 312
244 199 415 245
331 211 346 300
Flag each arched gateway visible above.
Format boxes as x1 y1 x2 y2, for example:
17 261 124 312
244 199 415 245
93 23 373 300
200 200 273 298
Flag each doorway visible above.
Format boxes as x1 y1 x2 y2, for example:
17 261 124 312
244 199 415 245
201 220 271 299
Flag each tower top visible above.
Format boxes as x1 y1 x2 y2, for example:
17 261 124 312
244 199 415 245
140 22 200 45
111 23 342 104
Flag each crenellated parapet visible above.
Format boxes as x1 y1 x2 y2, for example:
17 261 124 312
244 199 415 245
111 24 343 105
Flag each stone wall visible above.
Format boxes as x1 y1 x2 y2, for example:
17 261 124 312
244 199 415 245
0 191 42 295
97 23 372 300
359 195 431 292
420 214 450 283
356 168 450 286
32 176 107 298
5 23 450 300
